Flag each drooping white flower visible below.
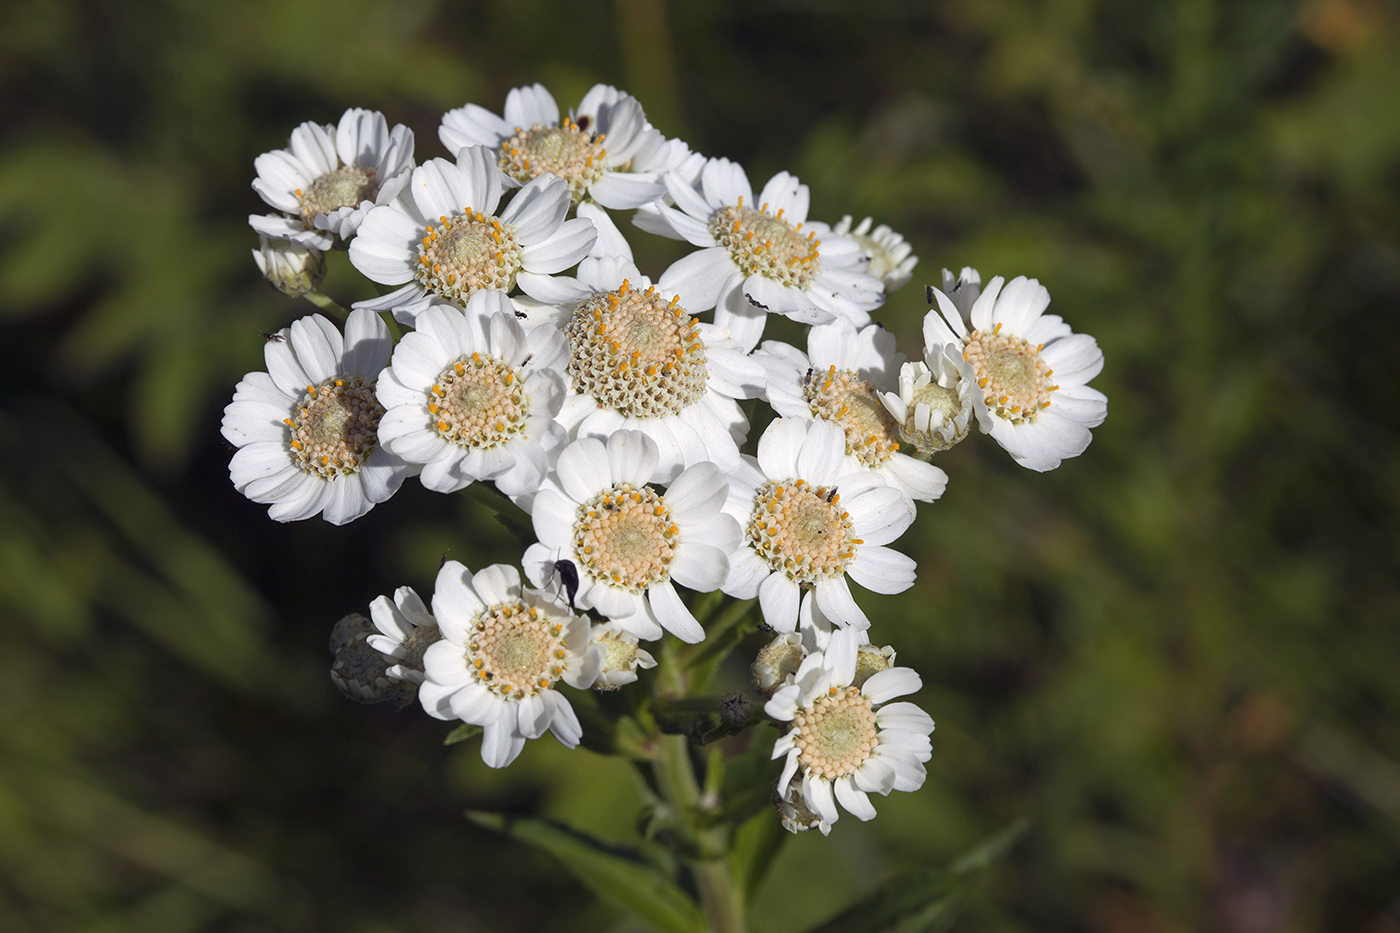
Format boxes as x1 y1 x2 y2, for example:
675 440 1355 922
251 234 325 298
756 319 948 503
878 344 976 457
721 419 916 633
366 586 441 684
767 629 934 829
419 561 601 769
440 82 693 209
589 621 658 690
511 254 763 483
832 216 918 292
374 291 569 497
523 431 742 644
221 309 412 525
924 275 1107 471
348 146 596 325
250 108 414 249
650 158 886 351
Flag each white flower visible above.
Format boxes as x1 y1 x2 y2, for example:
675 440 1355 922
418 561 601 769
251 234 325 297
721 419 916 633
877 346 976 456
348 146 596 325
924 275 1107 471
756 319 948 503
512 255 764 483
374 291 569 497
767 629 934 829
937 266 982 327
221 309 412 525
523 431 742 644
589 621 658 690
650 158 886 351
832 216 918 292
440 82 693 209
250 108 414 249
366 586 441 684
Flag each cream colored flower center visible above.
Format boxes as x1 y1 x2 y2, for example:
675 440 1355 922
792 687 879 781
963 325 1056 424
415 209 522 307
803 365 902 467
708 197 820 288
747 479 859 584
565 281 708 418
499 117 608 203
428 353 529 449
286 375 384 479
573 483 677 593
298 165 378 228
594 630 642 690
467 600 567 699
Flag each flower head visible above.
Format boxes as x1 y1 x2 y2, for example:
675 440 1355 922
366 586 441 684
250 108 414 249
419 561 601 769
251 234 325 298
832 215 918 292
767 630 934 829
524 431 742 643
221 309 412 525
924 275 1107 471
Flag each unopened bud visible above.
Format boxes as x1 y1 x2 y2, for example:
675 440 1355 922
252 233 325 298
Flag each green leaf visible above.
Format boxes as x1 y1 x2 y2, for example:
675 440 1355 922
682 598 756 693
442 724 481 746
808 819 1028 933
465 810 704 933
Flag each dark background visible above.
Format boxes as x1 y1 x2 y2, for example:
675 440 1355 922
2 0 1398 930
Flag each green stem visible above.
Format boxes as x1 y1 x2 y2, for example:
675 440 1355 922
652 644 746 933
302 290 347 318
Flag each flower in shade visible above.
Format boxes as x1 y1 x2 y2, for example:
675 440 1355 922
766 629 934 829
650 157 885 351
440 82 693 209
924 275 1107 471
251 234 325 298
721 418 916 633
418 561 601 769
756 319 948 503
878 343 976 457
250 108 414 249
832 216 918 292
374 290 569 497
348 146 596 325
221 308 412 525
523 431 741 644
589 621 658 690
366 586 441 684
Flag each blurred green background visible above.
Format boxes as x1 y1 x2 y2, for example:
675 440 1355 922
3 0 1399 929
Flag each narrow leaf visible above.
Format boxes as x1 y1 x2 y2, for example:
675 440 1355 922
443 724 482 746
465 810 704 933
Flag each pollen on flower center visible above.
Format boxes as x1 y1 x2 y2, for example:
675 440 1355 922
963 327 1055 424
573 483 677 593
792 688 879 781
415 209 522 308
468 600 567 698
498 117 608 203
298 165 378 228
427 353 530 449
747 479 858 584
565 281 708 418
708 200 820 288
286 375 384 479
803 365 902 467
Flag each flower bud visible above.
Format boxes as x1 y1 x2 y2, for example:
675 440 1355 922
252 233 326 298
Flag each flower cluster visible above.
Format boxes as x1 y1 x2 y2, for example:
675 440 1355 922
228 82 1106 831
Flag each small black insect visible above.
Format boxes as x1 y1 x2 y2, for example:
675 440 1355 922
575 114 591 132
552 559 580 612
925 285 937 305
513 308 528 319
262 332 286 343
519 353 534 368
440 550 451 569
824 486 839 503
